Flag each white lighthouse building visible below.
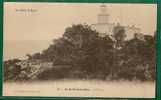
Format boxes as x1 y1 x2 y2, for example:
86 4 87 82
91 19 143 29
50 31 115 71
91 5 141 40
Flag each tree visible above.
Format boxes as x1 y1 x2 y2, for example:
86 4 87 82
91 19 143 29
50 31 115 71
4 59 21 81
26 54 32 60
113 24 126 49
117 34 156 81
31 52 42 60
5 24 155 81
39 24 116 79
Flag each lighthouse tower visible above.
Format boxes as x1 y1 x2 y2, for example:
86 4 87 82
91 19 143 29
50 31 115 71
91 4 114 37
97 5 109 24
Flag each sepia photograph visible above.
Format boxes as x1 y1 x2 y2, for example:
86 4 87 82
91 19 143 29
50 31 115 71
3 2 157 98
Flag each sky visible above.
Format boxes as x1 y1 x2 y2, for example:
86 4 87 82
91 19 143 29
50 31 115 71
3 2 157 60
4 2 157 41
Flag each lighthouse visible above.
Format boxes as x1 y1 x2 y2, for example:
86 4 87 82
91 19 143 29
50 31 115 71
91 4 141 39
97 4 109 24
91 4 115 37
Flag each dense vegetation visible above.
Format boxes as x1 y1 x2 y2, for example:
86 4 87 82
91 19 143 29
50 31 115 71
4 24 155 82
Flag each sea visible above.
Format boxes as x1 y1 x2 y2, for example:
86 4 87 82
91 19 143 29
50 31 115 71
4 40 52 61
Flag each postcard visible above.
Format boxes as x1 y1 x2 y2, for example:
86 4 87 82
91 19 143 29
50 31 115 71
3 2 157 98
